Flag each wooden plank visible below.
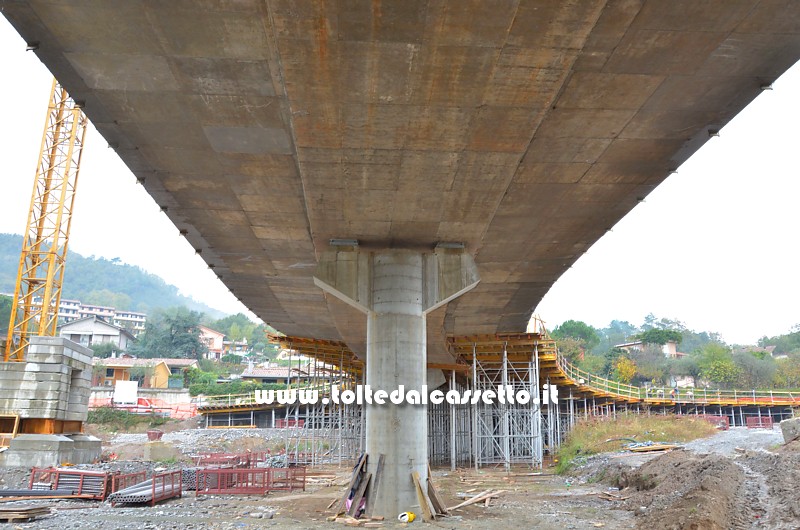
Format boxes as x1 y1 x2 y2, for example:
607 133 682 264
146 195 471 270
336 454 367 515
411 471 435 522
427 479 448 515
364 453 384 518
347 473 371 518
447 489 507 511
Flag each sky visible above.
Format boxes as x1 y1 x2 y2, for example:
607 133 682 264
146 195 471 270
1 17 798 345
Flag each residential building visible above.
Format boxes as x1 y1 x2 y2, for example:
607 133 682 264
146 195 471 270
92 358 171 388
59 315 136 351
27 296 147 336
240 366 308 385
91 357 196 388
615 340 685 358
199 326 225 360
79 303 115 321
223 337 248 355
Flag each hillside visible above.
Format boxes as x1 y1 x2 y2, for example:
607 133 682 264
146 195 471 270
0 233 224 317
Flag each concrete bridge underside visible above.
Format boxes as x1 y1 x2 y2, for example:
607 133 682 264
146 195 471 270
4 1 800 363
4 0 800 516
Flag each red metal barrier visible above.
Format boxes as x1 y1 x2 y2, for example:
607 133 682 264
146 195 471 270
746 416 774 429
196 467 306 495
194 453 248 467
111 471 147 493
269 466 306 491
697 415 730 430
152 470 182 505
29 467 110 500
194 451 271 468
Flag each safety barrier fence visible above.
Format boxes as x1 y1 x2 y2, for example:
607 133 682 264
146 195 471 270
111 471 147 493
746 416 774 429
152 470 183 505
195 466 306 495
692 415 731 430
193 451 270 468
29 467 110 500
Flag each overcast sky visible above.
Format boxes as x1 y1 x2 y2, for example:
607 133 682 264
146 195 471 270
1 18 798 345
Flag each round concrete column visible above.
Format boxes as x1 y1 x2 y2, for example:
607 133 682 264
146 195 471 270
365 250 427 518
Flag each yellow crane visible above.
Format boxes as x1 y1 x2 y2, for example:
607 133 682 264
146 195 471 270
3 79 87 362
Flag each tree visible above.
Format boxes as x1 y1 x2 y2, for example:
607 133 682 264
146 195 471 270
90 342 118 358
130 306 208 359
637 328 683 346
552 320 600 351
0 294 11 332
631 344 669 384
695 344 740 387
773 356 800 388
759 326 800 355
594 320 638 354
555 336 586 363
732 351 775 388
614 356 637 384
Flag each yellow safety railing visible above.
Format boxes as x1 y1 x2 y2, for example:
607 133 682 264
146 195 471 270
552 346 800 406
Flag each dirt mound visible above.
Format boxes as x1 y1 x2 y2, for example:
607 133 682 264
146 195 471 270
738 449 800 527
622 450 749 530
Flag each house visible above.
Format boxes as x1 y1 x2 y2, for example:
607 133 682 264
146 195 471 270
59 315 135 351
92 357 171 388
199 326 225 360
615 340 685 359
240 366 308 385
92 357 197 389
223 337 248 355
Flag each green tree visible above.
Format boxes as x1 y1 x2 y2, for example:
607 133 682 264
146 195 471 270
637 328 683 346
0 294 12 332
90 342 119 358
552 320 600 351
759 325 800 355
773 356 800 388
732 351 775 388
631 344 669 384
593 320 638 354
130 306 208 359
695 344 739 387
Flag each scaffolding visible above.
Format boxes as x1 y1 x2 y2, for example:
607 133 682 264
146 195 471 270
279 341 364 466
196 326 798 471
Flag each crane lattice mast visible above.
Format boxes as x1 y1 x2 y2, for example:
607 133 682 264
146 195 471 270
4 79 87 362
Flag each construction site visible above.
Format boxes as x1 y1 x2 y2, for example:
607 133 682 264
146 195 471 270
1 0 800 528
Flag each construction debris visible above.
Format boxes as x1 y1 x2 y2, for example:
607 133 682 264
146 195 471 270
627 442 681 453
0 505 50 522
447 489 506 511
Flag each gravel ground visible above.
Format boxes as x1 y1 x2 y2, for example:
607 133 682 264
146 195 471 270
0 423 793 529
683 426 783 456
111 428 290 455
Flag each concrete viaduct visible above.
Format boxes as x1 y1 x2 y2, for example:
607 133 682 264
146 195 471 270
3 0 800 516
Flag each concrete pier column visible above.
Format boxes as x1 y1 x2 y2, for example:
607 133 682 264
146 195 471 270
315 247 478 517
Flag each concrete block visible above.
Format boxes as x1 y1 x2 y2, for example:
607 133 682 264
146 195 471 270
780 417 800 443
67 434 101 464
2 434 75 467
22 363 71 374
144 441 180 462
